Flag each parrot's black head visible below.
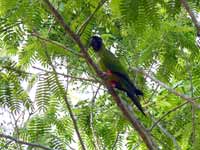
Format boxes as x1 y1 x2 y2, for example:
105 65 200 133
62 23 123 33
90 36 103 52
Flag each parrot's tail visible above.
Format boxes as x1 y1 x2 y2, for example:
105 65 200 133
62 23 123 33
134 88 143 96
126 91 146 116
112 71 145 115
125 80 145 115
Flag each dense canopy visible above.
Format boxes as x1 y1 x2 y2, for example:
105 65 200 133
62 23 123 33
0 0 200 149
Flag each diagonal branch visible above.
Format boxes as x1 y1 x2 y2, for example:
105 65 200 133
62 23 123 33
150 101 189 131
111 132 120 150
133 68 200 108
180 0 200 33
182 47 196 144
31 32 82 57
43 51 86 150
76 0 107 36
150 116 181 150
90 84 102 150
0 134 52 150
42 0 158 149
32 66 97 83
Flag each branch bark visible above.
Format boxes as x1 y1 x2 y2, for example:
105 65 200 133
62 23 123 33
150 101 188 131
42 0 158 149
111 132 120 150
182 47 196 144
179 0 200 33
76 0 107 36
90 84 102 150
44 51 86 150
133 68 200 108
150 117 181 150
31 32 82 57
32 66 97 83
0 134 52 150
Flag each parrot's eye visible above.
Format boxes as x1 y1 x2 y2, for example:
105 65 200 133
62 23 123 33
90 36 102 51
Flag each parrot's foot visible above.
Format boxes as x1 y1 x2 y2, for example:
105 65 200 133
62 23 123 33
111 83 116 88
101 70 112 78
105 70 112 76
110 80 117 88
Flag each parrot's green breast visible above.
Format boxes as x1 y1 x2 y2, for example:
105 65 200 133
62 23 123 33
97 57 119 83
96 47 128 86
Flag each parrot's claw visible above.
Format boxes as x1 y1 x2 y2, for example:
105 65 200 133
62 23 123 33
110 80 117 88
111 83 116 88
101 70 112 79
106 70 112 76
100 72 108 78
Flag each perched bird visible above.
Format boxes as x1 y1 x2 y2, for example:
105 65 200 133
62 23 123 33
90 36 145 115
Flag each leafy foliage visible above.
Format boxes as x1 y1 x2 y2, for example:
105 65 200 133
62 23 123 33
0 0 200 149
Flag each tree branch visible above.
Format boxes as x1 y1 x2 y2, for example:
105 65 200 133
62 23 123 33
111 132 120 150
0 141 12 150
90 84 102 150
42 0 158 149
44 51 86 150
182 47 196 144
133 68 200 108
32 66 97 83
179 0 200 33
150 117 181 150
76 0 107 36
150 101 188 131
0 134 52 150
31 32 82 57
132 142 141 150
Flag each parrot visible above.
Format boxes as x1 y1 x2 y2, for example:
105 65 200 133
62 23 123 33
89 35 145 115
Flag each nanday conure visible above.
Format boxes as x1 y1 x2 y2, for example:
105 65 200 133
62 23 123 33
90 36 145 115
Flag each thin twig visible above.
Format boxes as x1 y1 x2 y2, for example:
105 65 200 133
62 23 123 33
76 0 107 36
189 69 195 145
182 47 196 144
187 55 196 144
147 47 198 146
150 101 189 131
90 84 102 150
132 142 141 150
146 85 159 104
0 141 12 150
10 112 22 150
44 52 86 150
0 134 52 150
2 65 32 76
151 134 172 150
43 1 158 149
64 68 76 150
32 66 97 83
31 32 82 57
192 105 196 143
194 96 200 100
150 116 181 150
133 68 200 108
111 132 120 150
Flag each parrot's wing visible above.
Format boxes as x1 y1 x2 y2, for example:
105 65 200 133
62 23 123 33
102 50 128 75
109 64 145 115
112 71 143 95
101 51 143 95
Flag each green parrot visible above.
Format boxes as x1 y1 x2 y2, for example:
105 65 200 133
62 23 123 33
90 36 145 115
